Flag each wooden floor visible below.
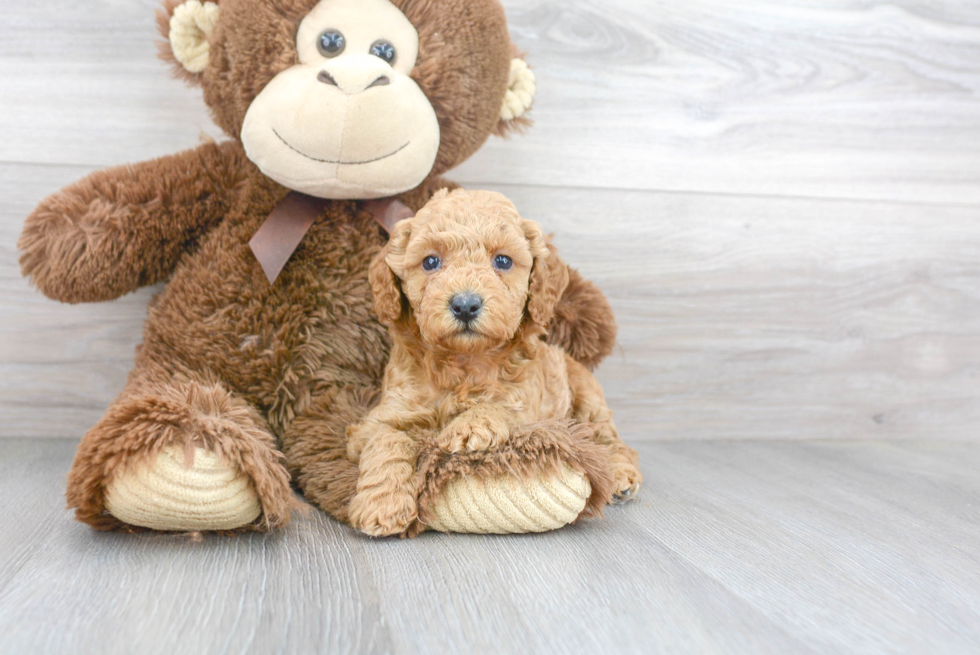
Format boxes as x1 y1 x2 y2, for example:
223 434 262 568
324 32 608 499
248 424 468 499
2 0 980 652
1 438 979 655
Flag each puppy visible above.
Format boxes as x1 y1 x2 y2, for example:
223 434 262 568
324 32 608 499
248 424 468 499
346 189 641 537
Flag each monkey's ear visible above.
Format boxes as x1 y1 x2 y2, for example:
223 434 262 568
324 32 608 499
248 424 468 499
524 220 570 328
369 219 413 325
157 0 220 83
495 53 536 137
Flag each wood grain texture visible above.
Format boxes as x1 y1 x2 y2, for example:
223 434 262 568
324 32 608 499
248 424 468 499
2 2 980 442
5 172 980 440
2 0 979 202
459 0 980 203
1 439 979 654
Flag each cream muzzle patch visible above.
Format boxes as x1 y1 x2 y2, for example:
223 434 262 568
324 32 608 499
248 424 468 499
239 0 440 200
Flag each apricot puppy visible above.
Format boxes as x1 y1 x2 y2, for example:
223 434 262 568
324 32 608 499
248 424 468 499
346 189 641 537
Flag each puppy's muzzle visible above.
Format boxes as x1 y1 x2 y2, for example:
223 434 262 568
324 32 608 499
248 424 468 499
449 293 483 325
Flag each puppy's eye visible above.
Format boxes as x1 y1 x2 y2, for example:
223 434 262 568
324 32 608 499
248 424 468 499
370 40 397 64
422 255 441 271
317 30 346 57
493 255 513 271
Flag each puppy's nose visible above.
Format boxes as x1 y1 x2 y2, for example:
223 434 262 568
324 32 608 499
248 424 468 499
450 293 483 324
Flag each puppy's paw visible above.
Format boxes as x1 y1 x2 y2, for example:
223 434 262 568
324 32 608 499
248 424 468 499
345 424 365 464
439 415 510 453
611 463 642 504
348 486 418 537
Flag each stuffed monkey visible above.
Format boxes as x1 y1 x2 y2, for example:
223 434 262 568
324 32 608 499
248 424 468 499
19 0 626 534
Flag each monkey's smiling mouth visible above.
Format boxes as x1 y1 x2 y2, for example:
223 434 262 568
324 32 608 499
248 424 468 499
272 129 410 165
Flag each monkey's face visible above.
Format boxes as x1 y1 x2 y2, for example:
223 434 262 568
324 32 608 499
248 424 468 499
162 0 535 199
240 0 439 199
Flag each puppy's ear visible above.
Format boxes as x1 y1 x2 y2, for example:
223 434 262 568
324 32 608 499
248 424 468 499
524 220 570 327
369 219 412 325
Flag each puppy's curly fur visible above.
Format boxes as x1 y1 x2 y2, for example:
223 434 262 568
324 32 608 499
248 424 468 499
346 189 641 537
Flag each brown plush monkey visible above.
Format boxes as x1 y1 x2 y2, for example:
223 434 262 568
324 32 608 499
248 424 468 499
18 0 624 534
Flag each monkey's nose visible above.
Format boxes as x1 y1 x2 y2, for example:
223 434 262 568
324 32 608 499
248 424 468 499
450 293 483 324
318 70 389 90
315 55 395 95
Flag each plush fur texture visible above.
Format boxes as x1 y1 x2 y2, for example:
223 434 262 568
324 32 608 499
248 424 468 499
18 140 249 304
344 190 639 537
548 267 618 371
68 375 293 532
19 0 621 532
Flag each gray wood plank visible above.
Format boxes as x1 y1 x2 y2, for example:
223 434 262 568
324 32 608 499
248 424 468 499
0 438 978 654
5 167 980 441
1 0 979 203
497 185 980 442
634 441 980 654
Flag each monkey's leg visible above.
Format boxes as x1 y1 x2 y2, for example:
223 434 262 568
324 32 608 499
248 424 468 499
67 376 293 532
281 385 380 525
416 419 612 536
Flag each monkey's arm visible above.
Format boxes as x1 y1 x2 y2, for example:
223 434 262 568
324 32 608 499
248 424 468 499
548 267 618 370
19 140 250 303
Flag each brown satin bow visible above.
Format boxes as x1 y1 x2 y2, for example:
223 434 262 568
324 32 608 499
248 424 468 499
249 193 414 284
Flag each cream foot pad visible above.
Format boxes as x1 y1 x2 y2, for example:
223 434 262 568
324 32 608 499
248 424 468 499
425 464 591 534
104 445 261 531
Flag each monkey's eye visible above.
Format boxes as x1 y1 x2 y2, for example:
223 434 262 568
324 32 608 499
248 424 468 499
370 40 397 65
493 255 513 271
422 255 441 272
317 30 346 57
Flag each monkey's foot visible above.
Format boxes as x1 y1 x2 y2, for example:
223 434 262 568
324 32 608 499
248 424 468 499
425 463 591 534
410 419 620 536
104 445 261 532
